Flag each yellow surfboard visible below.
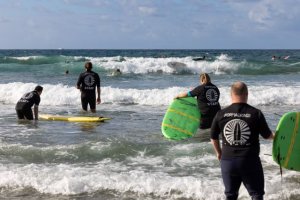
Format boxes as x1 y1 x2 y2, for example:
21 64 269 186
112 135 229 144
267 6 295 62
39 114 110 122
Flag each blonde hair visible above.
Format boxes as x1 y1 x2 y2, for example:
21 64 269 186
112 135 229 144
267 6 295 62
200 73 211 84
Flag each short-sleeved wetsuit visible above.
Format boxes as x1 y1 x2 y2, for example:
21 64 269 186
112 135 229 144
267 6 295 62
77 70 100 111
189 82 221 129
210 103 272 200
15 91 41 120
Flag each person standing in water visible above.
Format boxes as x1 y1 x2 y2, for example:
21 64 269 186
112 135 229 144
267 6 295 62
15 85 43 120
76 62 101 113
175 73 221 129
210 81 274 200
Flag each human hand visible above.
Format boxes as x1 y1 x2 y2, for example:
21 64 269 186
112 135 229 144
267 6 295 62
97 97 101 104
217 152 221 161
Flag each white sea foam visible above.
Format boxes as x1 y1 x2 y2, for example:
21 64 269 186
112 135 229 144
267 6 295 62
86 54 240 74
10 56 43 60
0 138 297 199
0 82 299 107
0 162 223 198
0 146 297 199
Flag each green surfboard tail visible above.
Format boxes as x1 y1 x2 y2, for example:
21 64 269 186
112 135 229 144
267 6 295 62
273 112 300 172
161 97 201 140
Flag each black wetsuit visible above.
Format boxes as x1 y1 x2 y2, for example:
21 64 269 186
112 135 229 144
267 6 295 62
211 103 272 200
189 82 221 129
15 91 40 120
77 70 100 111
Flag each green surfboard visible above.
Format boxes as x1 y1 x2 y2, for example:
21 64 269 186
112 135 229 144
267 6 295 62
161 97 201 140
273 112 300 171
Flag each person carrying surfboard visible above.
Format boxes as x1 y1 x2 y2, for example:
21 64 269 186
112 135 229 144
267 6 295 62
15 85 43 120
210 81 274 200
175 73 221 129
76 62 101 113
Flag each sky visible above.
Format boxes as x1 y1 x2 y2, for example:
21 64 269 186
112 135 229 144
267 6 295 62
0 0 299 49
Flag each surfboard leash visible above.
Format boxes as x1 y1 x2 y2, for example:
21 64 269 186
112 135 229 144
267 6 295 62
277 147 286 200
277 147 283 184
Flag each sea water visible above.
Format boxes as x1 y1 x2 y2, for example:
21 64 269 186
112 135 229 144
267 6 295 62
0 49 299 199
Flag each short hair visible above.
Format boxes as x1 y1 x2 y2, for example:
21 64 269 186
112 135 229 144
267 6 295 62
85 62 93 70
200 73 211 84
231 82 248 96
34 85 43 92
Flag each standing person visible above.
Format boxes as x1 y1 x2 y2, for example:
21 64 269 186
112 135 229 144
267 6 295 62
77 61 101 113
210 81 274 200
175 73 221 129
15 85 43 120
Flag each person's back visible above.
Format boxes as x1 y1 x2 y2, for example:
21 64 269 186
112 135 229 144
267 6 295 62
210 81 274 200
15 85 43 120
193 81 220 115
212 103 271 158
77 62 101 112
16 91 39 110
189 73 221 129
78 70 100 95
175 73 221 129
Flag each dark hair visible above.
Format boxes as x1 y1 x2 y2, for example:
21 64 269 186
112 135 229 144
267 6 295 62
34 85 43 92
85 62 93 71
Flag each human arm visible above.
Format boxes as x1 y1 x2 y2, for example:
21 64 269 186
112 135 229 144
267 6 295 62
210 112 222 160
211 139 222 161
267 132 275 140
258 110 274 140
97 87 101 104
76 74 82 90
96 73 101 104
33 105 39 120
174 92 188 99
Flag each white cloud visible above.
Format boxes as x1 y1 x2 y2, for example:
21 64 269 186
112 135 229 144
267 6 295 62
248 0 300 25
248 4 271 26
138 6 156 15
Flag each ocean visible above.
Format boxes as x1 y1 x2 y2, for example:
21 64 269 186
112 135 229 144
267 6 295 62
0 49 299 200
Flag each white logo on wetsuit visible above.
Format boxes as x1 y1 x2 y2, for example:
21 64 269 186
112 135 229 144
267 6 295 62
224 119 251 145
84 75 95 86
206 89 218 102
23 92 33 100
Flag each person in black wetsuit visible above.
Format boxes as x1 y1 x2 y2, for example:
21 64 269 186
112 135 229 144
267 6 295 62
192 56 206 61
210 81 274 200
175 73 221 129
15 85 43 120
76 62 101 113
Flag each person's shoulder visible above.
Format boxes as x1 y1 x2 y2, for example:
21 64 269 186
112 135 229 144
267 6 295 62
219 104 232 112
32 90 38 95
192 85 204 92
209 82 219 88
214 107 226 120
79 72 86 76
243 104 264 117
245 103 259 111
91 70 100 75
197 84 205 89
